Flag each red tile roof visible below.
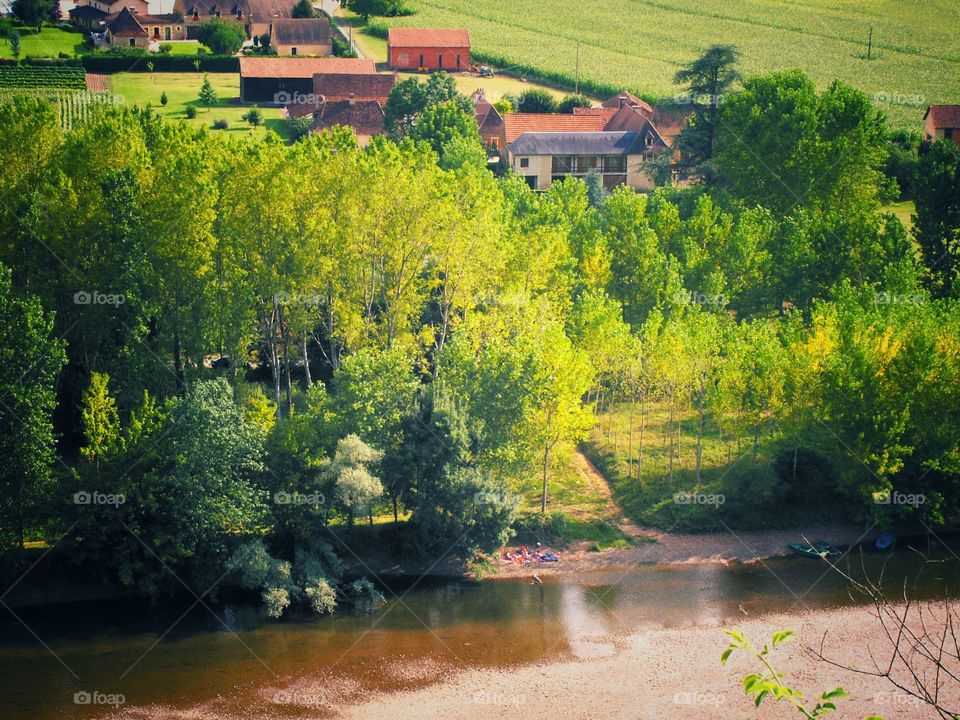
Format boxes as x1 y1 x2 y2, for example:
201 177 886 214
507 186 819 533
239 56 375 79
602 91 653 116
311 98 385 136
386 27 470 48
107 8 147 37
312 72 395 101
502 112 608 145
572 107 617 122
925 105 960 129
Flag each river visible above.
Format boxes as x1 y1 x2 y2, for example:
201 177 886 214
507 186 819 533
2 541 958 718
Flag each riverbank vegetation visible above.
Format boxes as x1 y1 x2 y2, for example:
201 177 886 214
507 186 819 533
0 53 958 616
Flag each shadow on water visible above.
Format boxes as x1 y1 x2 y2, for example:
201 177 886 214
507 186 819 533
1 537 958 719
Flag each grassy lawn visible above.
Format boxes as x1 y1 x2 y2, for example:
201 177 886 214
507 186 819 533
881 199 916 232
109 72 287 138
160 41 206 56
0 24 88 59
586 400 847 531
360 0 960 129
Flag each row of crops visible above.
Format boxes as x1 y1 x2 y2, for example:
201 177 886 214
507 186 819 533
0 88 121 129
0 64 86 90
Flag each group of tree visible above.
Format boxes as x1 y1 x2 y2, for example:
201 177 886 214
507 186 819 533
0 54 958 616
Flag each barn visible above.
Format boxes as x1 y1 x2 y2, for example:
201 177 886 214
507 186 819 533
386 28 470 72
239 56 376 103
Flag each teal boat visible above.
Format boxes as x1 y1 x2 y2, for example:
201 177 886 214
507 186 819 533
788 541 840 558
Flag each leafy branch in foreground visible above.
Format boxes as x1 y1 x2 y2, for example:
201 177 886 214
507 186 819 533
721 629 878 719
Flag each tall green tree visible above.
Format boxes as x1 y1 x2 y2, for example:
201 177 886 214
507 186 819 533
913 139 960 298
0 265 65 551
673 44 741 177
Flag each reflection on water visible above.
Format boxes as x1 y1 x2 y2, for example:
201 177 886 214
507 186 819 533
1 541 957 719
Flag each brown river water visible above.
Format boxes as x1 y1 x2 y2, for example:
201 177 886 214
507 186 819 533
1 540 958 719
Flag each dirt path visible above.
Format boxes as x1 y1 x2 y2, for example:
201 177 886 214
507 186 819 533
569 448 647 539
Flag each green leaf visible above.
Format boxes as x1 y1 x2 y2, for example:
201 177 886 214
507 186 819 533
720 647 734 665
821 687 847 700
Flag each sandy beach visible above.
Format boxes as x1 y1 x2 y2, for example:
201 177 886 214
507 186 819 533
336 603 956 720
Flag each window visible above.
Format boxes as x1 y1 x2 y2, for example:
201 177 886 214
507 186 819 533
438 54 443 68
604 155 626 173
215 8 221 16
645 134 653 147
166 27 172 38
291 47 297 55
552 156 573 173
577 155 600 172
419 53 424 67
193 10 199 20
519 157 529 168
129 38 136 46
490 138 498 150
947 128 955 139
456 54 461 68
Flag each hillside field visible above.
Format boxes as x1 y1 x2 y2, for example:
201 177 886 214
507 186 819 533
375 0 959 128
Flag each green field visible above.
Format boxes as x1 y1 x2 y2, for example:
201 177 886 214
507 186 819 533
371 0 960 128
109 72 288 138
0 24 88 58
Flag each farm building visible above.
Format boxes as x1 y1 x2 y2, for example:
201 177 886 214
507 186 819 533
925 105 960 147
508 129 670 192
172 0 247 39
472 89 505 158
308 98 387 146
239 56 376 103
284 72 396 144
269 18 332 56
386 28 470 72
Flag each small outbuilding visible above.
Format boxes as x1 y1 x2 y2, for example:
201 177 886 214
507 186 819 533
386 27 470 72
270 17 332 56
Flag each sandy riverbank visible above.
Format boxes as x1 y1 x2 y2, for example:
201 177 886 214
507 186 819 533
336 603 955 720
492 524 888 579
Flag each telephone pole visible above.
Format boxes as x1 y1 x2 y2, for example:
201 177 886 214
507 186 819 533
575 41 580 95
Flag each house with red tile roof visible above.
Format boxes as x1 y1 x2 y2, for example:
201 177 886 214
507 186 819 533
925 105 960 148
387 28 470 72
285 72 396 118
504 92 674 192
239 56 376 102
269 17 333 56
308 97 386 146
471 89 505 158
104 7 186 47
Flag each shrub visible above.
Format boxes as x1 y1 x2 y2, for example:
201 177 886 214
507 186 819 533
212 118 228 129
196 19 244 55
198 72 217 105
242 105 262 125
158 42 172 54
287 115 311 141
160 91 167 106
516 88 558 113
558 93 592 113
185 105 197 118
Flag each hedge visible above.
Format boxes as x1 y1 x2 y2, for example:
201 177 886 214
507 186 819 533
82 55 239 72
0 54 240 72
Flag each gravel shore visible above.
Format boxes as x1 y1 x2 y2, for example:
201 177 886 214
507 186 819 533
337 603 955 720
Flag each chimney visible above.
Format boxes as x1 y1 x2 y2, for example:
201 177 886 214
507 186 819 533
618 96 626 108
348 92 355 106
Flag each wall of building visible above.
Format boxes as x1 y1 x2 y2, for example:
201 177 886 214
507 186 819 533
273 41 331 56
240 75 314 103
389 46 468 71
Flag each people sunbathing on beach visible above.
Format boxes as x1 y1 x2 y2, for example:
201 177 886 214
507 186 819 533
500 543 560 564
